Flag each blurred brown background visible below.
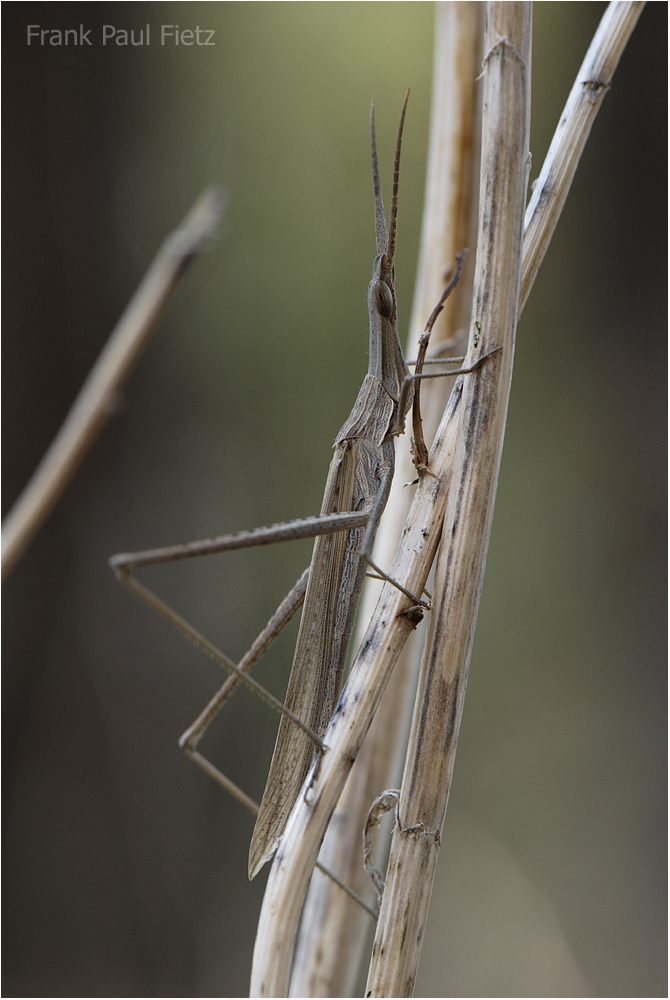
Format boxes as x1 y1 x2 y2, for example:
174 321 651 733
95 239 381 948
3 3 666 997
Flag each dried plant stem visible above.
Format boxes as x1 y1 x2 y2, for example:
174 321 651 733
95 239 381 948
250 1 644 994
521 0 645 312
365 3 531 995
364 1 645 995
289 4 483 996
1 187 225 581
251 4 644 996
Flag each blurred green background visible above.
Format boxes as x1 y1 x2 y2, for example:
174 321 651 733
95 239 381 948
3 3 666 996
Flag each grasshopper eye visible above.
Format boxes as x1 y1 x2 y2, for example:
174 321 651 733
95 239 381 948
372 279 394 319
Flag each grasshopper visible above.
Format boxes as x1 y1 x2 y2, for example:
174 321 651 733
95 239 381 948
111 93 480 884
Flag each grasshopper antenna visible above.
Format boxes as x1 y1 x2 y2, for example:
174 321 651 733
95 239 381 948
370 99 388 257
386 88 409 271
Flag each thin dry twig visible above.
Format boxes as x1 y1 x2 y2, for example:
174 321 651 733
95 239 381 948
1 187 225 581
365 3 532 994
521 0 645 311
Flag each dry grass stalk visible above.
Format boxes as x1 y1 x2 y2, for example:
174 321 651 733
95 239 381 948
365 2 645 996
1 187 224 581
521 0 646 312
364 2 532 994
289 5 483 995
250 1 645 994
